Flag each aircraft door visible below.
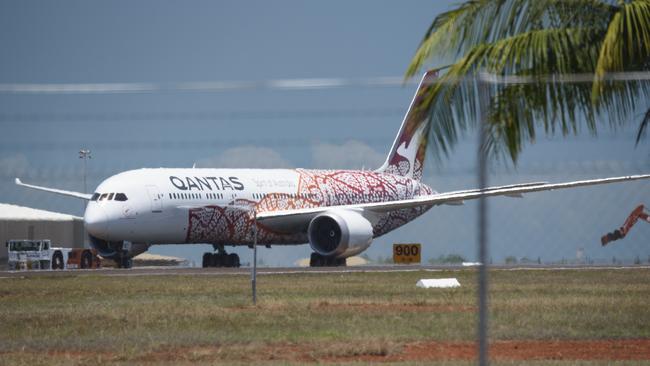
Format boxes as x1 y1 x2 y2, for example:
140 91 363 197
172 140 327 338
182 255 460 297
145 185 163 213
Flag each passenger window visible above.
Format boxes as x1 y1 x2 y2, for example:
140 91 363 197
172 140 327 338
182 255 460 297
91 193 100 201
115 193 127 201
99 193 108 201
107 193 115 200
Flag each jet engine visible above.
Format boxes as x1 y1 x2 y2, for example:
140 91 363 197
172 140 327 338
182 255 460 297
307 210 373 258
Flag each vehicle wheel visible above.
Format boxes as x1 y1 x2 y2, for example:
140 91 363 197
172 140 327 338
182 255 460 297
228 253 240 268
52 251 64 270
122 257 133 269
202 253 211 268
81 251 92 269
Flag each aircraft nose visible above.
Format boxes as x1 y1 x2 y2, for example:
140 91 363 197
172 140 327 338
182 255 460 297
85 204 109 239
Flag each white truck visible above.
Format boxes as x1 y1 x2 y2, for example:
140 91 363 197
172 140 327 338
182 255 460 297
6 239 100 270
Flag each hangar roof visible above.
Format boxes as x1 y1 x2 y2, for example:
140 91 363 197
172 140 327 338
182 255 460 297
0 203 82 221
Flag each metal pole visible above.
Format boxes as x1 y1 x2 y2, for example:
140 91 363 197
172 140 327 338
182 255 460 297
84 154 88 193
79 149 91 212
477 74 490 366
252 210 258 305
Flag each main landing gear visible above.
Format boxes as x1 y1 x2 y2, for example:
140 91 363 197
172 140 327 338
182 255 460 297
309 253 346 267
116 252 133 269
202 244 241 268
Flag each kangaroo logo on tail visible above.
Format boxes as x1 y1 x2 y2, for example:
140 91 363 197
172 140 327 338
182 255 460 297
376 71 436 181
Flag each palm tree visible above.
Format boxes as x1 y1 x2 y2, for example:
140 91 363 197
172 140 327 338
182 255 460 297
407 0 650 162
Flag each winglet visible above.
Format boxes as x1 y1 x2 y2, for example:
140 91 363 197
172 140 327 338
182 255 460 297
15 178 21 185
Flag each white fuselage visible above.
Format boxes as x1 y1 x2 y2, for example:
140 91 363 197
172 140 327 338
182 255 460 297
84 168 434 247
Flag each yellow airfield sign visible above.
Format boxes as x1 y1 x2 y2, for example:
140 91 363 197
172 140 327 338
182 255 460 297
393 243 421 264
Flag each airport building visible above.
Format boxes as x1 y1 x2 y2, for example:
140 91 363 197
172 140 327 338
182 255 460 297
0 203 85 261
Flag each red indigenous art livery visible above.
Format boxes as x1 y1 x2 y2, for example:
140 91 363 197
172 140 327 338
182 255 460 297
16 71 650 268
185 169 434 246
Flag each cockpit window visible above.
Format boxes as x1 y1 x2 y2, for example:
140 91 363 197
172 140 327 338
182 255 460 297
99 193 108 201
115 193 128 201
91 193 100 201
107 193 114 201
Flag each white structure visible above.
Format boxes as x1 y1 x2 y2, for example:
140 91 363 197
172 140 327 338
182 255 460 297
0 203 84 261
416 278 461 288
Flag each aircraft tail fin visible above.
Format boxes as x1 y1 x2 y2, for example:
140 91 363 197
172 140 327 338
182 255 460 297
376 70 437 181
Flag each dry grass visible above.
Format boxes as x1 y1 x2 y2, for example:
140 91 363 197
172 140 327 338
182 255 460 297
0 268 649 365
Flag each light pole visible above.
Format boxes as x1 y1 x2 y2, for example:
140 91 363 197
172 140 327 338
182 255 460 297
79 149 92 249
79 149 91 194
79 149 91 208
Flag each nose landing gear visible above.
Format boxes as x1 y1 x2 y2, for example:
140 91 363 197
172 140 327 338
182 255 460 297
202 244 241 268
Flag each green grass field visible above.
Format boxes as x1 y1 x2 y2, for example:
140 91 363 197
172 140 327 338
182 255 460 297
1 268 649 365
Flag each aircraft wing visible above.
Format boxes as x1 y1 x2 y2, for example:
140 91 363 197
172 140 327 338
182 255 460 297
15 178 92 200
256 174 650 224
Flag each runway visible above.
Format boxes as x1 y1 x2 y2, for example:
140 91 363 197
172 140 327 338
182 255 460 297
1 264 648 278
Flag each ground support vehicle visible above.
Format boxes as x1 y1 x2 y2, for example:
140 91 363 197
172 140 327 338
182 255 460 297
6 239 101 270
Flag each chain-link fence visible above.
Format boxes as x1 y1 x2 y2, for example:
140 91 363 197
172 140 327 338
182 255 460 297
1 74 649 363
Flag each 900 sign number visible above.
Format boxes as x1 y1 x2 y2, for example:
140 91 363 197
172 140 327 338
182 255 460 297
393 243 421 264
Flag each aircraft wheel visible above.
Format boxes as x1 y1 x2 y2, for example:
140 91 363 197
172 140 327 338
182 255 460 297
221 253 232 267
122 257 133 269
210 253 220 267
310 253 326 267
202 253 211 268
228 253 240 268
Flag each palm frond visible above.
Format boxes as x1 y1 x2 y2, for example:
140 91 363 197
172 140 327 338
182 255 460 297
407 0 614 77
407 0 650 163
594 1 650 90
636 107 650 145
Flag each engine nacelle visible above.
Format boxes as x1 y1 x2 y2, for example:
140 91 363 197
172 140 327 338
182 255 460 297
307 210 373 258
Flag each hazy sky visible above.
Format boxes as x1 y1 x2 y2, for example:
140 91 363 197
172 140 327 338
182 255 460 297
1 1 649 266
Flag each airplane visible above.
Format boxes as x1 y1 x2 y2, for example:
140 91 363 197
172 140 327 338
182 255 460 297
16 71 650 268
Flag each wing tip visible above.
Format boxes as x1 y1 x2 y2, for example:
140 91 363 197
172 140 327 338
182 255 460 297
15 178 21 185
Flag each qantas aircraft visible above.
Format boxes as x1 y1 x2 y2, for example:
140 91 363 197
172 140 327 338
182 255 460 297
16 71 650 268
